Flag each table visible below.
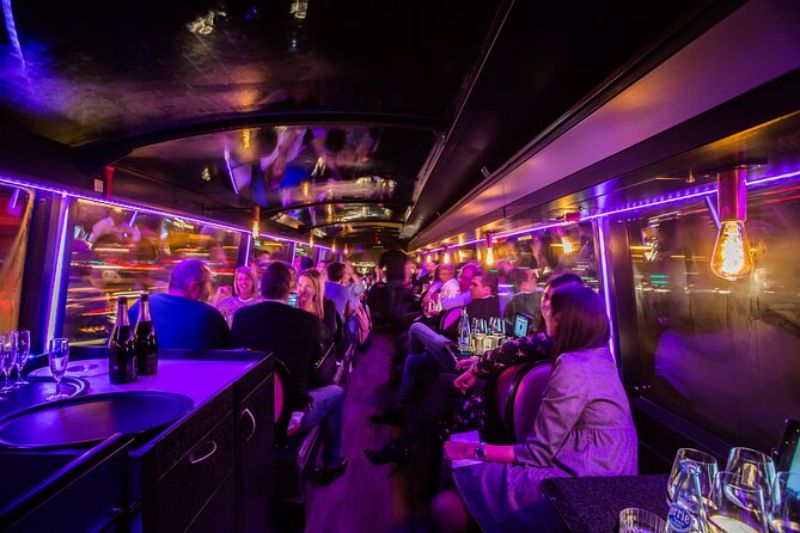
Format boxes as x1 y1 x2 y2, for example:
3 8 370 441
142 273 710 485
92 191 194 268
541 474 669 532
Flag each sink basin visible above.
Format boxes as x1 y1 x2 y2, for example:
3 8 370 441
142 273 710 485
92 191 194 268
0 392 194 449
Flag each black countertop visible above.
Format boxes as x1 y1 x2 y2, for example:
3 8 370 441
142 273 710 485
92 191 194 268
542 474 669 533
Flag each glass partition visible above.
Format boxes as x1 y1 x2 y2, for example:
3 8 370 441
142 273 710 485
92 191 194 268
624 183 800 450
0 185 34 332
64 199 242 345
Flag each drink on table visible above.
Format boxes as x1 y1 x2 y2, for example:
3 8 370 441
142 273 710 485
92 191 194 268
458 308 471 353
667 462 709 533
109 297 137 384
134 293 158 375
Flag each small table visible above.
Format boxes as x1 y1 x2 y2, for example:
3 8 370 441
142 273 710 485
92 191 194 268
541 474 669 532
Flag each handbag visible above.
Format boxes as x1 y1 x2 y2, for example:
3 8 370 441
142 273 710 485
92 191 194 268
312 342 338 387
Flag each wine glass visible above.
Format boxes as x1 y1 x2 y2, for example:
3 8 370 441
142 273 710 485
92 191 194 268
669 448 719 505
12 330 30 387
619 507 667 533
727 447 777 500
46 338 70 401
709 471 768 533
0 334 16 395
769 472 800 532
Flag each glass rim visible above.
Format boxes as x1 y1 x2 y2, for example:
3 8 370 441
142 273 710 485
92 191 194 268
727 446 772 462
676 447 718 466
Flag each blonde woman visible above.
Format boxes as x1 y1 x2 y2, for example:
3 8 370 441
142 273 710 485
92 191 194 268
216 266 262 327
297 268 337 342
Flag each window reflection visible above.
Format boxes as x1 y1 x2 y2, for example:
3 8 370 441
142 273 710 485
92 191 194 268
65 200 241 346
627 184 800 449
0 185 33 332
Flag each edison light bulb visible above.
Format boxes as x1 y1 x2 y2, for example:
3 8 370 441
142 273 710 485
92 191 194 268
251 219 259 239
710 221 754 281
485 246 494 266
442 250 451 264
561 236 577 255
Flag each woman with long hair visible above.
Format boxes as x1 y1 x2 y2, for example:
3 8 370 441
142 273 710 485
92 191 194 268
297 268 337 341
436 284 637 531
216 265 262 327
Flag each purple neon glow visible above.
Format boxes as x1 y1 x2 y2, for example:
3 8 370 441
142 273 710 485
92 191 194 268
46 194 71 343
223 148 240 196
704 195 720 229
0 173 331 249
243 233 252 266
596 222 616 361
2 0 27 74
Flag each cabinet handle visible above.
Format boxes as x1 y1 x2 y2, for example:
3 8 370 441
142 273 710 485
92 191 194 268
189 440 218 465
241 408 257 442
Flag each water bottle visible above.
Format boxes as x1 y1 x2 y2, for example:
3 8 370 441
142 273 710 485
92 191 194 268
458 308 471 352
667 462 709 533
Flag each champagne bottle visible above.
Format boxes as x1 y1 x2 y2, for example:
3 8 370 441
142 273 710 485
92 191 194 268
134 293 158 375
109 297 137 384
458 307 471 352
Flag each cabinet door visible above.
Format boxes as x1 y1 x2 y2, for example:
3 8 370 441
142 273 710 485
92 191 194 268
186 470 236 533
236 373 274 533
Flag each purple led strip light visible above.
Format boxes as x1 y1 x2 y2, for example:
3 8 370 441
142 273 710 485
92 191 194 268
0 173 330 249
596 222 616 361
45 194 71 344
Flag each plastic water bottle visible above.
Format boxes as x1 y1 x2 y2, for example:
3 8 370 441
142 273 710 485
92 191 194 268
667 462 709 533
458 308 471 352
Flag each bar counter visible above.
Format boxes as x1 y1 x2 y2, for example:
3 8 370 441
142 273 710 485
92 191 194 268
0 349 275 533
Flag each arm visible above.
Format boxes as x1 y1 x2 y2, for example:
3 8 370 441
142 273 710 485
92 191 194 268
472 331 551 378
441 291 468 311
443 441 517 464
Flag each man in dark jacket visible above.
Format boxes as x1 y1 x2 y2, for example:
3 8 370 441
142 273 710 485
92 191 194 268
231 261 347 484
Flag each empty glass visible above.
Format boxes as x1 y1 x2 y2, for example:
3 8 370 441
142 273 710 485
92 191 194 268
0 334 15 395
769 472 800 532
727 447 777 500
12 330 31 387
709 471 768 533
669 448 719 505
620 507 667 533
47 338 70 401
668 461 710 533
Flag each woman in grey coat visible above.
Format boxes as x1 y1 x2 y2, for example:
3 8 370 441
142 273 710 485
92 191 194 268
438 284 637 532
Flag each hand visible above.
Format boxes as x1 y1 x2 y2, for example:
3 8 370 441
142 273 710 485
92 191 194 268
455 357 478 371
453 367 478 394
215 286 232 299
444 440 479 461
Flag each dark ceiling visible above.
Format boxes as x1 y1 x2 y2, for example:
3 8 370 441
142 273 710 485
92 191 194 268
0 0 737 246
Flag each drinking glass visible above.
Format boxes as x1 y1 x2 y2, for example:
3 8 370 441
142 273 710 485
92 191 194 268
12 330 31 387
769 472 800 532
619 507 666 533
47 338 70 401
0 334 15 395
669 448 719 505
727 447 777 500
709 471 768 533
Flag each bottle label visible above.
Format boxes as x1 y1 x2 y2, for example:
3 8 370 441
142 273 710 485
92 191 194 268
667 505 693 533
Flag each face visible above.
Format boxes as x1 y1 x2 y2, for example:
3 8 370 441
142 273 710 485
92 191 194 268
542 281 579 336
190 267 213 302
297 275 315 302
236 271 254 297
439 266 455 282
469 275 491 300
459 266 477 292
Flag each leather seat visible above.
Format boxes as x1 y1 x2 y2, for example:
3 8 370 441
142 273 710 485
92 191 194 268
492 362 553 442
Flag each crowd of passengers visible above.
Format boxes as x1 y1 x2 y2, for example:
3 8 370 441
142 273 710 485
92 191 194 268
132 247 636 531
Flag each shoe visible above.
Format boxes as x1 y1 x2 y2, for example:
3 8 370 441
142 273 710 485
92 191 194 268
314 458 348 486
364 444 410 477
369 409 406 427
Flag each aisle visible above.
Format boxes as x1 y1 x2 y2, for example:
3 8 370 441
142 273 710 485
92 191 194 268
305 333 421 533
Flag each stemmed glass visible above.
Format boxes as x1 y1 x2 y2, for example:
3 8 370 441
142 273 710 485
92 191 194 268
0 334 16 396
727 447 777 501
12 330 31 387
669 448 719 505
769 472 800 532
46 338 70 401
709 471 768 532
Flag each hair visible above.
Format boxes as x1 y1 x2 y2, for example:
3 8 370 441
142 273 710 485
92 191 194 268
299 256 315 271
550 284 609 357
546 272 583 290
299 269 325 319
261 261 293 300
474 269 498 295
233 265 259 298
327 261 345 283
169 259 209 293
439 263 455 278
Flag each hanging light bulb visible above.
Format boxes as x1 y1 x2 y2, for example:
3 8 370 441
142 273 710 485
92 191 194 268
560 234 577 255
251 206 260 239
344 243 349 257
332 240 337 253
309 234 314 247
442 245 451 264
484 233 495 266
710 166 754 281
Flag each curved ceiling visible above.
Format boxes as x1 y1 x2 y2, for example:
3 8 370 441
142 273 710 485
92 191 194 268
0 0 735 247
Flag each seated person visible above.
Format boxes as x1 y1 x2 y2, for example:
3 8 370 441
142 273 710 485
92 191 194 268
370 270 500 426
364 272 582 468
299 255 315 271
437 285 637 531
441 263 481 311
502 268 541 334
215 265 263 327
129 259 230 349
231 261 347 485
324 261 350 319
297 268 338 344
422 263 460 318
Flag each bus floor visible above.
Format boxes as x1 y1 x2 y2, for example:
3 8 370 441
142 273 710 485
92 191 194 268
305 332 435 533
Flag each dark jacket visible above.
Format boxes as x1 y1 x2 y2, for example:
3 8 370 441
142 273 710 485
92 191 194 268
231 301 323 410
442 296 501 340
